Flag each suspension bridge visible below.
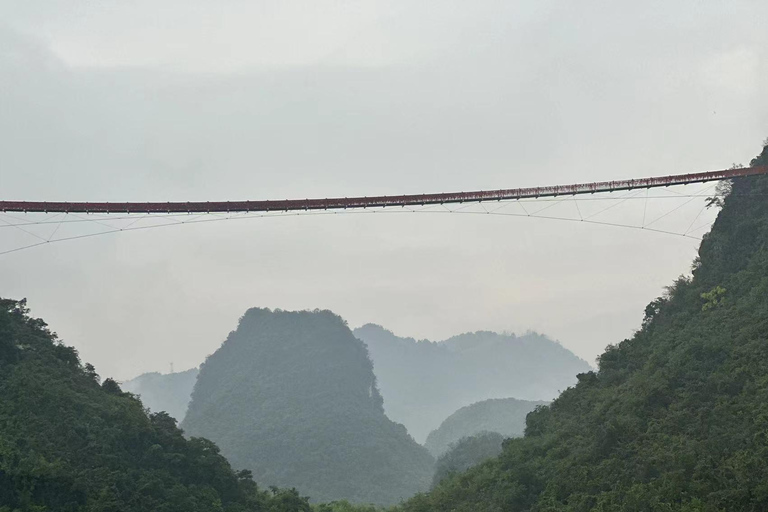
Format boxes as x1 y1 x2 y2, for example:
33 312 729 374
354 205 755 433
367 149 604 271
1 165 766 256
2 166 766 214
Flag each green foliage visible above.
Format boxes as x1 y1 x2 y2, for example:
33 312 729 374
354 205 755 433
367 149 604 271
182 308 435 506
395 146 768 511
424 398 546 457
705 179 733 209
700 285 726 311
0 298 313 511
354 326 590 443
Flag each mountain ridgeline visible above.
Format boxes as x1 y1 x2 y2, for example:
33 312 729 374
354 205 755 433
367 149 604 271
354 325 590 443
397 146 768 511
121 327 586 447
0 299 314 511
424 398 548 457
181 308 435 506
122 368 199 422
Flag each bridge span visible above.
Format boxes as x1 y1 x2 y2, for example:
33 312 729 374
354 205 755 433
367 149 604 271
2 166 767 215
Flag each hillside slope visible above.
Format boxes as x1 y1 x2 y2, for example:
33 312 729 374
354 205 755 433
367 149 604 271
400 148 768 511
354 326 590 443
0 299 313 512
122 368 199 422
424 398 547 457
181 308 435 506
431 432 505 488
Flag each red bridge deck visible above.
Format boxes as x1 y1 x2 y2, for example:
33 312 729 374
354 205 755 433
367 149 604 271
2 166 766 214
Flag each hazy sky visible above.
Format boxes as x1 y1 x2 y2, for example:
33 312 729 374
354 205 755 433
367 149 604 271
1 1 767 380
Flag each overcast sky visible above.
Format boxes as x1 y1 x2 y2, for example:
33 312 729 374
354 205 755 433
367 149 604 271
1 1 767 380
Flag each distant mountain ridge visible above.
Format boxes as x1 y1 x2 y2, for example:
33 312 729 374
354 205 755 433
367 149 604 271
425 397 548 457
354 324 591 442
181 308 435 506
122 368 199 422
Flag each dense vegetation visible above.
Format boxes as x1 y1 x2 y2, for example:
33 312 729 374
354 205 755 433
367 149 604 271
182 308 435 506
424 398 547 457
396 146 768 511
431 432 505 488
122 368 199 422
354 325 590 442
0 298 314 512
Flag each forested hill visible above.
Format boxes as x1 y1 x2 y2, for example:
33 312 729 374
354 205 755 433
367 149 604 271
399 147 768 511
424 398 547 457
0 299 314 511
181 308 435 506
354 325 590 443
122 368 199 422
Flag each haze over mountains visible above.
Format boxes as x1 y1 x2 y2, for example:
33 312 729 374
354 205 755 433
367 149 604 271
355 325 591 442
424 397 548 457
121 368 198 422
92 309 590 505
180 308 435 505
124 324 589 445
